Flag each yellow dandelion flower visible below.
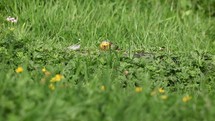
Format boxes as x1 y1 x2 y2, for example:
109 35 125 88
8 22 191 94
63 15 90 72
158 88 165 93
49 83 55 90
42 67 46 72
100 41 111 50
135 87 142 93
101 85 105 91
160 95 168 100
50 74 63 83
182 95 192 103
15 66 23 73
54 74 63 81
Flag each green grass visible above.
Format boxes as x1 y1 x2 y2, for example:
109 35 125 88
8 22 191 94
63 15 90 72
0 0 215 121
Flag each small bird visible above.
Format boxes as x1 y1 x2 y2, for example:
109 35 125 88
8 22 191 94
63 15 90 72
100 40 119 51
67 44 81 51
100 41 111 50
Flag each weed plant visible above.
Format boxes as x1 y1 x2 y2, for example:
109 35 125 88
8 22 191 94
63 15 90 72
0 0 215 121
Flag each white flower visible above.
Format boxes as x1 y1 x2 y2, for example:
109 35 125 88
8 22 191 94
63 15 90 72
6 16 18 23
